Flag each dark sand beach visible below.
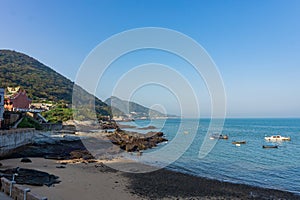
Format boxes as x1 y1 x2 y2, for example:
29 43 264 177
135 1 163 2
125 167 299 200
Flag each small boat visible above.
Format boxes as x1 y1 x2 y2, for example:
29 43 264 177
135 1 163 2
262 145 278 149
209 134 229 140
264 135 291 142
232 140 246 145
219 134 229 139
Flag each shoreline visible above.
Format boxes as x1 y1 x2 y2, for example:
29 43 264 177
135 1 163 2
0 135 299 199
0 157 299 200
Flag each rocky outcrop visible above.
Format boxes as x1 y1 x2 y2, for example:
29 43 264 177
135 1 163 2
99 121 118 129
107 130 168 152
69 150 94 160
3 140 87 160
0 167 60 186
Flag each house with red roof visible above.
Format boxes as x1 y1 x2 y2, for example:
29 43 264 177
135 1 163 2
4 88 32 111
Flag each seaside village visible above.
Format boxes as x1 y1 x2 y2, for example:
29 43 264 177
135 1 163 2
0 86 57 129
0 86 51 129
0 86 115 130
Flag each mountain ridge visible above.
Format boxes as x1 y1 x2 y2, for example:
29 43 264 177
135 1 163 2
105 96 172 119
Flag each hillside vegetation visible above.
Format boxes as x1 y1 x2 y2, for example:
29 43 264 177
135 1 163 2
0 49 111 117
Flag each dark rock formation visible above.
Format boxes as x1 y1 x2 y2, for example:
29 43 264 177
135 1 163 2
2 140 87 160
20 157 32 163
69 150 94 160
99 120 118 129
0 167 60 186
107 130 168 152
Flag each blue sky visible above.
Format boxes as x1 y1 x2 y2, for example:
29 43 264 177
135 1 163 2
1 0 300 117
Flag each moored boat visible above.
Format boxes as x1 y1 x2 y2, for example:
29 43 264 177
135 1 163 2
209 134 229 140
219 134 229 139
232 140 246 145
262 145 278 149
264 135 291 142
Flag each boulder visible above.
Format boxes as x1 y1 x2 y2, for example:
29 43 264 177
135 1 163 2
21 157 32 163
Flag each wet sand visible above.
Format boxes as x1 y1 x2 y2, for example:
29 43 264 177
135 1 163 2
0 157 299 200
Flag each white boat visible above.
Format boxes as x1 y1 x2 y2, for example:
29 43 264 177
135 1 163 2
264 135 291 142
209 134 228 140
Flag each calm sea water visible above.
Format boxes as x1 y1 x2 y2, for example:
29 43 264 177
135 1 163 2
120 118 300 194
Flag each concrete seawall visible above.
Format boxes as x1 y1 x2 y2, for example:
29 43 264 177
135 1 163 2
1 177 47 200
0 128 36 157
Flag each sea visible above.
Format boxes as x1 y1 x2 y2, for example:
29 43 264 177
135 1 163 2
119 118 300 194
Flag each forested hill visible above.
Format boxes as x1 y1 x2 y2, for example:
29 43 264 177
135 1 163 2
0 49 111 116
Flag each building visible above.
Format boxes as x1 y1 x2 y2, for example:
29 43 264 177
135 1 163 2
0 88 4 128
10 90 32 109
4 88 32 111
2 87 44 129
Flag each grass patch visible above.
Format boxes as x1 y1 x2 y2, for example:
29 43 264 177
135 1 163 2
17 116 42 130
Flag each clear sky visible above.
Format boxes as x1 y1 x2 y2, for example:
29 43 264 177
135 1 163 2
1 0 300 118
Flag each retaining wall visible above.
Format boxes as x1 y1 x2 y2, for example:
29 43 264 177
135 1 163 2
0 128 35 157
0 177 47 200
41 123 62 131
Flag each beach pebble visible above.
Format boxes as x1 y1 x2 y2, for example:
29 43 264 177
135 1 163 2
56 165 66 169
21 157 32 163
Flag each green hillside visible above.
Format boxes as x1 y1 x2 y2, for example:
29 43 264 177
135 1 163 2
0 49 111 117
